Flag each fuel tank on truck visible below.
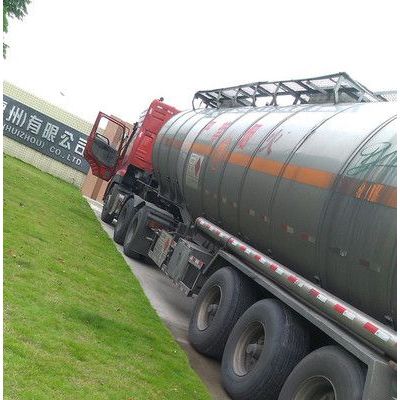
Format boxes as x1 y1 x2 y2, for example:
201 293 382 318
152 102 397 326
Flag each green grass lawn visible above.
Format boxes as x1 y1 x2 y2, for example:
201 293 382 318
3 155 210 400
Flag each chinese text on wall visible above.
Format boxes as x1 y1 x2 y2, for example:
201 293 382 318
3 95 90 173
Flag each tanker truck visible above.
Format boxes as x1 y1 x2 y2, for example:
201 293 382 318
84 73 397 400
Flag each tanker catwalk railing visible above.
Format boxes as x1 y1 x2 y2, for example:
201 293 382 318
195 217 397 361
192 72 388 109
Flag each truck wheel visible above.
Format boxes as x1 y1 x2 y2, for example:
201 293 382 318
122 212 143 260
114 198 137 245
278 346 365 400
101 185 117 224
188 267 258 360
221 299 310 400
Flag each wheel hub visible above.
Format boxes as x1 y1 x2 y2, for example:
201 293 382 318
233 321 265 376
293 376 336 400
197 286 222 331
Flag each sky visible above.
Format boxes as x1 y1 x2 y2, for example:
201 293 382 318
3 0 399 125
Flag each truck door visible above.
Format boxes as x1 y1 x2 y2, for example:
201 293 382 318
83 112 131 181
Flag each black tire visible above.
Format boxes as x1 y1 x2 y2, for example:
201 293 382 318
114 198 137 245
189 267 259 360
221 299 310 400
101 185 117 224
278 345 365 400
122 212 143 260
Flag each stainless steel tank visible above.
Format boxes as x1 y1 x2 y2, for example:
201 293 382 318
152 102 397 325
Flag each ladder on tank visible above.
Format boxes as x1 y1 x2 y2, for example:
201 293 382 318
192 72 389 109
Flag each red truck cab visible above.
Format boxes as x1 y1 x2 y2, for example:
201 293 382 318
85 99 179 181
119 99 179 175
84 98 180 223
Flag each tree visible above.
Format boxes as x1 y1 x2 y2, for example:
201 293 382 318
3 0 31 58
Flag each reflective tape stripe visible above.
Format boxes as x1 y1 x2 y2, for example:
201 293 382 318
254 254 267 264
309 288 327 303
189 255 205 268
317 294 327 303
334 304 347 314
376 330 390 342
195 216 397 358
300 232 316 244
275 267 284 275
283 224 295 234
343 310 356 320
364 322 379 334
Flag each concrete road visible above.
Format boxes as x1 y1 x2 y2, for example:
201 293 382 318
86 198 231 400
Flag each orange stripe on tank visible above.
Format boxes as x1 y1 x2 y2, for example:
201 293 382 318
282 164 336 188
228 152 251 167
186 144 397 208
229 153 334 188
340 178 397 208
386 189 397 208
191 142 213 155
